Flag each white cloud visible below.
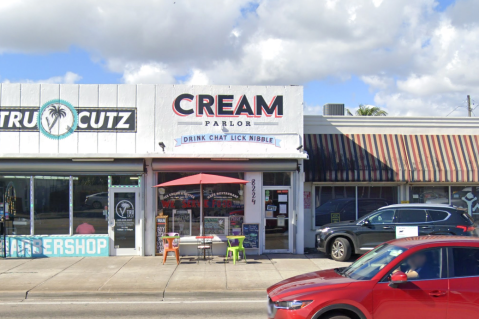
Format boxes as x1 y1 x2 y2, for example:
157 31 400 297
185 69 209 85
2 71 82 84
0 0 479 116
122 63 174 84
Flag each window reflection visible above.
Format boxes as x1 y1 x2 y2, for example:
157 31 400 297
315 186 398 226
0 176 31 235
34 177 69 235
73 176 109 234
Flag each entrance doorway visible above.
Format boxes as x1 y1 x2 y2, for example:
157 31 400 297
263 188 291 253
108 188 141 256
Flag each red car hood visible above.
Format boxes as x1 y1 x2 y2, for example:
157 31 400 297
267 269 355 301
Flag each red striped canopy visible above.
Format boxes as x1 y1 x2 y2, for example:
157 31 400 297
403 135 479 182
304 134 407 182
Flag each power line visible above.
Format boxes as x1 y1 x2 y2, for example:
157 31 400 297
446 105 461 117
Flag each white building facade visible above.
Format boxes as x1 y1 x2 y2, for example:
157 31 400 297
0 83 306 258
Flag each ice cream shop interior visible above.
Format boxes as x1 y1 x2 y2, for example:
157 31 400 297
0 83 306 258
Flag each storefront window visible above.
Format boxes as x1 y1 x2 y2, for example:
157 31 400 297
357 186 398 219
314 186 398 227
0 176 31 235
157 173 245 236
111 176 140 186
409 186 449 205
157 173 200 236
34 177 70 235
263 172 291 186
204 173 244 236
451 186 479 222
73 176 109 234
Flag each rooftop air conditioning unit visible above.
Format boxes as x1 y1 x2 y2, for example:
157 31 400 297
323 103 345 116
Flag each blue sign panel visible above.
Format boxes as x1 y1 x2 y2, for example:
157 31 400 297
1 236 109 258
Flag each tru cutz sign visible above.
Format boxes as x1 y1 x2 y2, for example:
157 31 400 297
0 99 137 139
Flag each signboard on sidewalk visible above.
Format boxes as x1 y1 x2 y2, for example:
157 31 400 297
156 215 168 256
242 223 259 249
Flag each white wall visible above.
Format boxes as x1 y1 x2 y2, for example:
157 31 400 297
0 84 305 160
244 172 262 255
305 115 479 135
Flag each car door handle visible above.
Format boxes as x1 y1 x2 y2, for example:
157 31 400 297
383 226 392 229
421 226 432 229
429 290 447 297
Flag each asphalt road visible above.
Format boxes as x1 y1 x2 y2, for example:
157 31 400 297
0 299 267 319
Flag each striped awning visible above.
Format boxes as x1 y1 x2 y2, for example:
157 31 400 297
304 134 408 182
404 135 479 182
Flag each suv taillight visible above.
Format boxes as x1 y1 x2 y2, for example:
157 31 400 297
457 225 476 232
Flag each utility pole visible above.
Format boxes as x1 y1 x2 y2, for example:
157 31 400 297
468 95 472 117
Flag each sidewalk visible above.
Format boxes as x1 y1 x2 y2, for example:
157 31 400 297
0 254 352 301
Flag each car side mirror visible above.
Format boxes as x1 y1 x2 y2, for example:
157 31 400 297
389 271 408 288
362 220 371 226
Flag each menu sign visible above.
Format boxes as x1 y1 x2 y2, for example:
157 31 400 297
242 223 259 249
204 217 228 235
173 209 191 236
229 215 244 235
156 216 168 256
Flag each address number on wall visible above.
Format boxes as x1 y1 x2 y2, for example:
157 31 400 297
251 179 256 205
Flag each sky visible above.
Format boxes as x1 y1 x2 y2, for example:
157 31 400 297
0 0 477 117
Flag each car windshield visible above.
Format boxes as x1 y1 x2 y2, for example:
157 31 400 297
341 244 407 280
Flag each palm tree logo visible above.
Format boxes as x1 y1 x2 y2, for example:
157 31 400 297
46 104 67 133
116 200 134 218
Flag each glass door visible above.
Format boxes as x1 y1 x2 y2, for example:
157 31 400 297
108 188 140 256
263 188 291 253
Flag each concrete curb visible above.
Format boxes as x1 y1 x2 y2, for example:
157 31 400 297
25 291 164 300
164 290 266 300
0 291 27 300
20 290 266 301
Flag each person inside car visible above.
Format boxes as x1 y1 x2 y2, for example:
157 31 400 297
392 251 437 280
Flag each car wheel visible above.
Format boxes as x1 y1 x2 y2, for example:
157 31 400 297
322 312 352 319
92 201 102 209
330 238 352 262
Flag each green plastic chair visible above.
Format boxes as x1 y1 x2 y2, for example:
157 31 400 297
226 236 247 264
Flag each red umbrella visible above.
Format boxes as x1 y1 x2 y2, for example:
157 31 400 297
154 173 248 187
154 173 248 235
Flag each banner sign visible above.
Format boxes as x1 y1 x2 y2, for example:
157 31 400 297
175 134 281 147
0 236 109 258
0 99 136 140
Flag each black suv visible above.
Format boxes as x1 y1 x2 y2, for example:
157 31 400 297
316 204 478 261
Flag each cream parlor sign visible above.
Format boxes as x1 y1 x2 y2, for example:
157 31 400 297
173 93 284 148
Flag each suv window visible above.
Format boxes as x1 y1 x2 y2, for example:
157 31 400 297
427 210 449 222
369 210 395 224
396 209 427 223
451 248 479 277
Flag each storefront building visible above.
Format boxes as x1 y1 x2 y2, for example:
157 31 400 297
0 83 306 257
303 115 479 248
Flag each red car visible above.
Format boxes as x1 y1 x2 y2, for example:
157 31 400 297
267 236 479 319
